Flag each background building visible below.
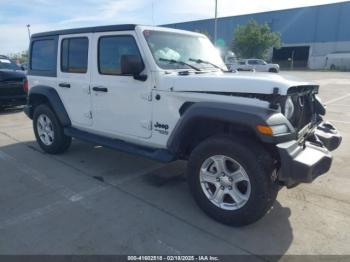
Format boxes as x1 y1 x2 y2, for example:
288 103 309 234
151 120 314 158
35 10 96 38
165 1 350 69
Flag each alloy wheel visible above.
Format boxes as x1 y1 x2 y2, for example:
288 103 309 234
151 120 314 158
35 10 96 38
199 155 251 210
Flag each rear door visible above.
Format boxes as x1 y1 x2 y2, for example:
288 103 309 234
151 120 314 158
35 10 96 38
57 34 92 127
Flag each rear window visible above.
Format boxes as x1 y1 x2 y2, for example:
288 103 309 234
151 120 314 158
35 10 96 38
248 60 258 65
61 37 89 73
0 58 21 70
31 39 56 71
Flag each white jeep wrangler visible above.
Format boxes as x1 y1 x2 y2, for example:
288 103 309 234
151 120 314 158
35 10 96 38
25 25 341 226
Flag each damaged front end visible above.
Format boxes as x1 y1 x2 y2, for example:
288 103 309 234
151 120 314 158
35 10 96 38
274 85 342 188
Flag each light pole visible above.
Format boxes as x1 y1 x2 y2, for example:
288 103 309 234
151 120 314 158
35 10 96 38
151 1 154 25
26 24 31 41
214 0 218 45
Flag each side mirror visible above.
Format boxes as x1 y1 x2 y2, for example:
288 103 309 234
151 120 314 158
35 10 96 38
121 55 147 81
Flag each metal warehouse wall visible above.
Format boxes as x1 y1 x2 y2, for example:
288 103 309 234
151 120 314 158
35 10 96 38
165 2 350 49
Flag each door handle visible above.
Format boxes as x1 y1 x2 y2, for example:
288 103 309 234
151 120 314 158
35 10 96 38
92 86 108 92
59 83 71 88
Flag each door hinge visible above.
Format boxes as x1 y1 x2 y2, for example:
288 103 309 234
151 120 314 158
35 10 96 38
84 86 91 95
141 120 152 130
141 93 152 101
84 111 93 119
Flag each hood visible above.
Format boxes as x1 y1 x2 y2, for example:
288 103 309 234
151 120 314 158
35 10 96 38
158 71 315 95
0 69 26 82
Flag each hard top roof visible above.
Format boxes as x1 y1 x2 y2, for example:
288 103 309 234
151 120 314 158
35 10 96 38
31 24 137 38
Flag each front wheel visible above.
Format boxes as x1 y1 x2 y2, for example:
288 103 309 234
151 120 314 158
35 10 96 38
33 104 71 154
187 136 279 226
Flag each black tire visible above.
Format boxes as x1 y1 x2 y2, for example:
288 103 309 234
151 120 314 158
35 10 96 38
269 68 278 73
33 104 71 154
330 64 336 71
187 135 279 226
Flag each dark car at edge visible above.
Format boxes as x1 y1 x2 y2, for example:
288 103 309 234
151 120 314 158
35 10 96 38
0 55 27 110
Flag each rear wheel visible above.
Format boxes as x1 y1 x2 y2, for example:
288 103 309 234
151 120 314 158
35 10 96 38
33 104 71 154
187 135 279 226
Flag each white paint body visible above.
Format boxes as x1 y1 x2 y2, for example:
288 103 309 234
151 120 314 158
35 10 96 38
28 25 315 149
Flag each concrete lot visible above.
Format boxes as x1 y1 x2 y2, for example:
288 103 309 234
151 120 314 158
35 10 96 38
0 71 349 257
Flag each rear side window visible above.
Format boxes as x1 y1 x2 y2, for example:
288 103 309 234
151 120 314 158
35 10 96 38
248 60 258 65
98 35 141 75
31 39 56 71
61 37 89 73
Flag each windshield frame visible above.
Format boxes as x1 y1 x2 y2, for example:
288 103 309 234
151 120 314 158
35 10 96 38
141 28 227 72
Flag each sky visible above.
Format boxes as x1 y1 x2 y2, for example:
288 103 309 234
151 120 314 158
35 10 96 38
0 0 348 54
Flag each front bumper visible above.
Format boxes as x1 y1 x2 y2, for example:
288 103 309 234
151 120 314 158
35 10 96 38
276 121 342 188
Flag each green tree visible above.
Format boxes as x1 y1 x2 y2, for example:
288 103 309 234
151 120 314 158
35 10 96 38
232 19 281 59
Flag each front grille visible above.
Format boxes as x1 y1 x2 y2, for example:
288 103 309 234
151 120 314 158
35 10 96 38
288 94 316 132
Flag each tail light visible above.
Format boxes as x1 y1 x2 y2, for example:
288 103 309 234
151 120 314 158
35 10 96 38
23 79 28 93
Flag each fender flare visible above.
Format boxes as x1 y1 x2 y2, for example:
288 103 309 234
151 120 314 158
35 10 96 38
25 85 71 127
167 102 295 154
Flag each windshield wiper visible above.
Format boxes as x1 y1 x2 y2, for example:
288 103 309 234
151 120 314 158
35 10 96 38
159 58 201 71
189 58 225 71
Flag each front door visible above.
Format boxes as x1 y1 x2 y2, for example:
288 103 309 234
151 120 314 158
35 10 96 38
57 34 92 127
90 31 153 139
247 59 257 71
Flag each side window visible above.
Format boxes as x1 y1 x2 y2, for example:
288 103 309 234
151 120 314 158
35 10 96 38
248 60 257 65
61 37 88 73
98 35 141 75
31 39 56 71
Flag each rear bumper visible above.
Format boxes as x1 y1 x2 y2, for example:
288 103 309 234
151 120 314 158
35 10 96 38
0 95 27 107
277 121 342 188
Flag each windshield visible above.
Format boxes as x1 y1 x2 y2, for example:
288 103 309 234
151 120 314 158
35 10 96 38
143 30 227 71
0 58 21 70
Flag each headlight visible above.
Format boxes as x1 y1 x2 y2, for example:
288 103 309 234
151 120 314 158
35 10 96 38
270 124 289 135
284 97 294 120
256 124 289 136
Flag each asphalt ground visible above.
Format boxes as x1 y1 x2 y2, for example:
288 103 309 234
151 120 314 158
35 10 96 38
0 71 349 257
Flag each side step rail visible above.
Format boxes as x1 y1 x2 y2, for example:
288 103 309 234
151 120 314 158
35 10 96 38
64 127 176 163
